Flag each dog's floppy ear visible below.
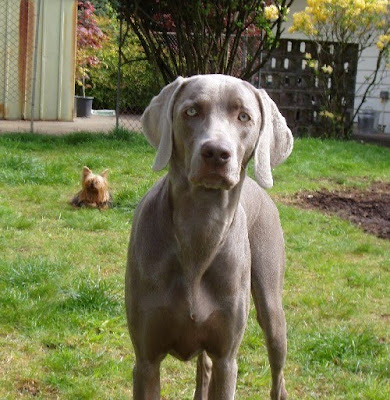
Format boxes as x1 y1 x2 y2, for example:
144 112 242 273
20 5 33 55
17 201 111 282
141 76 186 171
254 89 293 189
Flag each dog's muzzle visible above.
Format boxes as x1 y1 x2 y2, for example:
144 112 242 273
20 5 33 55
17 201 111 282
189 140 239 189
200 140 232 168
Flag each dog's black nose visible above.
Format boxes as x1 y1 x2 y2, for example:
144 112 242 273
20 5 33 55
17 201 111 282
201 141 231 166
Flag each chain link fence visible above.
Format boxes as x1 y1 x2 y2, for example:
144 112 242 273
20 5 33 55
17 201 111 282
1 3 359 137
114 16 156 133
113 17 265 133
0 0 36 123
114 23 359 137
0 1 19 117
1 3 261 133
1 0 76 129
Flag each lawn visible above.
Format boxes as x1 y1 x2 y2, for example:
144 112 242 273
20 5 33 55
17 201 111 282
0 130 389 399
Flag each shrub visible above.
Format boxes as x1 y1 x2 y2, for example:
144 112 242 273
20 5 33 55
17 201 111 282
76 1 106 97
87 11 162 112
289 0 390 139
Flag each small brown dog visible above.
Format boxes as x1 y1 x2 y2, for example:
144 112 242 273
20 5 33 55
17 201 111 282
71 166 112 210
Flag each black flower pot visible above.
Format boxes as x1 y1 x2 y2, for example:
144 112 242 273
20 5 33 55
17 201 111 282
75 96 94 118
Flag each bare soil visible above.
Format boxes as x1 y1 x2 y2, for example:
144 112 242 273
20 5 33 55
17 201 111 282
17 379 40 396
291 182 390 239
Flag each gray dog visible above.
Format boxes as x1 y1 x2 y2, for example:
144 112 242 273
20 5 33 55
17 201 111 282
125 74 293 399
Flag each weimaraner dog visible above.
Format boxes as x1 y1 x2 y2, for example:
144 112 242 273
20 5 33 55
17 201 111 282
125 74 293 399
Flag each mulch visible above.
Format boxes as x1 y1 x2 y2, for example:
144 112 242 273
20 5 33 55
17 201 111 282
290 182 390 239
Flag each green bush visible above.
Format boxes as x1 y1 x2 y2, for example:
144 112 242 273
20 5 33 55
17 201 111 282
88 13 162 112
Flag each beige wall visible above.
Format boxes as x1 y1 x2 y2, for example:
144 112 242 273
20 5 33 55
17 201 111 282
0 0 77 121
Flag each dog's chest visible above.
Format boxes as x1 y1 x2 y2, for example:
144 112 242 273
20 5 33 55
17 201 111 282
171 207 251 299
130 194 252 360
156 218 250 352
143 244 251 361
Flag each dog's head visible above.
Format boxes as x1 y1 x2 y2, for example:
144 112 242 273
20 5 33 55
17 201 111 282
81 166 109 197
141 74 293 189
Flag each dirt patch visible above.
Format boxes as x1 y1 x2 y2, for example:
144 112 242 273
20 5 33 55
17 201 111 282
17 379 40 396
16 378 59 398
291 182 390 239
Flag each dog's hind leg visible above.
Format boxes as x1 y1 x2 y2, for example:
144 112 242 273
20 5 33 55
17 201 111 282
194 351 212 399
248 204 288 399
252 290 287 400
251 258 288 400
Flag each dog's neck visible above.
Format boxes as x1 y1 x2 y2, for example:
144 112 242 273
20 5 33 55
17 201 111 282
168 164 245 278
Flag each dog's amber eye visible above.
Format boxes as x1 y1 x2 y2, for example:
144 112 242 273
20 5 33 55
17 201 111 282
185 107 198 117
238 112 250 122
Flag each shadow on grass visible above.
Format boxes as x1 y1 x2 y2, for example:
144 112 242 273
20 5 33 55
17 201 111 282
0 128 152 150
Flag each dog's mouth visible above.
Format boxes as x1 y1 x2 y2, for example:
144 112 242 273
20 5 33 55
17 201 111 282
85 179 106 193
86 185 99 193
189 171 238 190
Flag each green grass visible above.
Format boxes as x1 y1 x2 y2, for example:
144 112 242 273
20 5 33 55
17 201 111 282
0 131 389 399
269 138 390 194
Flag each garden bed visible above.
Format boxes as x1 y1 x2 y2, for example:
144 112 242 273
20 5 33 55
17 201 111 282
292 182 390 239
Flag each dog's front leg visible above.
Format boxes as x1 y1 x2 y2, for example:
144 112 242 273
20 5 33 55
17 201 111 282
133 359 161 400
207 358 238 400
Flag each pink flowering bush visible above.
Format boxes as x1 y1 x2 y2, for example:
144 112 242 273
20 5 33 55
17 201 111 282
76 1 106 97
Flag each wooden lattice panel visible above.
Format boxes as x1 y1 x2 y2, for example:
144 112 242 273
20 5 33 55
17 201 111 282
260 39 358 136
